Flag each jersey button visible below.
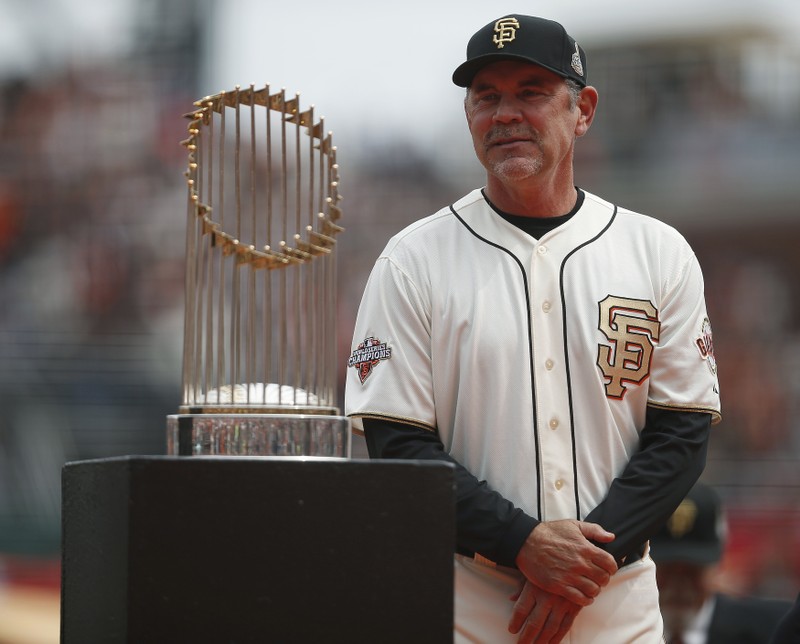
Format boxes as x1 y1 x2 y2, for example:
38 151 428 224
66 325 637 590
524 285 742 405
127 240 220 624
542 300 552 313
545 359 554 370
549 417 559 430
555 479 564 490
537 245 548 255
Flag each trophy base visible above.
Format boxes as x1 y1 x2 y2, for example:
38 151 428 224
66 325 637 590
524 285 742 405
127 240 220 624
166 413 351 458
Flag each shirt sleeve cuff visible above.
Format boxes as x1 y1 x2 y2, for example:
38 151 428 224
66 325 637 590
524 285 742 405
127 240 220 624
494 512 540 568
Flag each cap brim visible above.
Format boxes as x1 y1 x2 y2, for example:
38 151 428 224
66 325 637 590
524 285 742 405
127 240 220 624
452 54 580 88
452 54 539 87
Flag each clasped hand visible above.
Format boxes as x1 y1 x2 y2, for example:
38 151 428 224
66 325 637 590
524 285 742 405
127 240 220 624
509 519 617 643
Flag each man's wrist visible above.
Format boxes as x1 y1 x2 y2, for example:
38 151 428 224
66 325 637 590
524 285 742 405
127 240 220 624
500 513 539 568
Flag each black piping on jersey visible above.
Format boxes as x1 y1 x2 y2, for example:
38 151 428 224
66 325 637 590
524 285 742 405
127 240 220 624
449 204 543 521
559 204 618 520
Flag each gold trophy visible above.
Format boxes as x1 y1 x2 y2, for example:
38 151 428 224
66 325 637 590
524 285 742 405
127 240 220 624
166 84 350 458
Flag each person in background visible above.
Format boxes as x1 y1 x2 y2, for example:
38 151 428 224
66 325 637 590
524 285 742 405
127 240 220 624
650 482 792 644
770 591 800 644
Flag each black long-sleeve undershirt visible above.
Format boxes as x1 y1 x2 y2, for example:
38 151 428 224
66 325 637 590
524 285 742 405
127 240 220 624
362 407 710 567
363 417 538 567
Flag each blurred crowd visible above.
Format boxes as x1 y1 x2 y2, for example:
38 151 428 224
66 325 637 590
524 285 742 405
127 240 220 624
0 10 799 643
0 65 191 561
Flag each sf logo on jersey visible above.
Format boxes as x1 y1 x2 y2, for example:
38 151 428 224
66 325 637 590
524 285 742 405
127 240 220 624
348 336 392 384
596 296 661 399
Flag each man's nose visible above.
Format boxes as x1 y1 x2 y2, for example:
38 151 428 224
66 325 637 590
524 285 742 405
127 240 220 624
493 95 523 123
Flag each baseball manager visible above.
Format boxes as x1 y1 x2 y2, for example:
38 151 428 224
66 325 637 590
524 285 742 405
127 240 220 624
346 14 721 643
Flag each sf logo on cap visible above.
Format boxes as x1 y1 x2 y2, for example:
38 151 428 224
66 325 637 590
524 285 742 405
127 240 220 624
493 17 520 49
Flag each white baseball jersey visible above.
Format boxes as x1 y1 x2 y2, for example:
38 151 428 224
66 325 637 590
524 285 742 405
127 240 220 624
346 188 721 524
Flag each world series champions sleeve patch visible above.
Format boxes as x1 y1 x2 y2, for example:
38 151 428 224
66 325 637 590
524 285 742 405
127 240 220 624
348 336 392 384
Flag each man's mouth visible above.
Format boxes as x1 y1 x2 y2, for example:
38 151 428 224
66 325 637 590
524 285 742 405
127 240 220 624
486 130 538 149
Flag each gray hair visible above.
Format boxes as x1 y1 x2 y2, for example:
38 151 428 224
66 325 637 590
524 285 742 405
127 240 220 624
565 79 582 109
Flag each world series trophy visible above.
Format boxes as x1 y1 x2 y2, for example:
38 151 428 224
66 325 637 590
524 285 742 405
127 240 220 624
166 84 350 458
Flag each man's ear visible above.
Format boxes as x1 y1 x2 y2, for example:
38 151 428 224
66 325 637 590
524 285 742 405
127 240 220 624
575 85 599 137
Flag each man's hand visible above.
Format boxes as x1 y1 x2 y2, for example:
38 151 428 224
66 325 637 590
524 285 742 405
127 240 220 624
508 580 582 644
515 519 617 606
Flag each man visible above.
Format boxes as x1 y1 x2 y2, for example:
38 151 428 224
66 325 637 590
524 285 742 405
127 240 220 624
651 482 793 644
345 14 721 643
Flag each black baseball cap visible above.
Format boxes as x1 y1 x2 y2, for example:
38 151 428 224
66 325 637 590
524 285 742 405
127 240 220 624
452 15 588 88
649 482 726 565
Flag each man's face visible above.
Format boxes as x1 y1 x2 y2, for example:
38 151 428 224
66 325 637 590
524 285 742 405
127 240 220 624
656 561 715 635
464 60 587 185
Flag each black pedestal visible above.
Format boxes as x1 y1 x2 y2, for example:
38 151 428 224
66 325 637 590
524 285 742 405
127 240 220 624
61 456 455 643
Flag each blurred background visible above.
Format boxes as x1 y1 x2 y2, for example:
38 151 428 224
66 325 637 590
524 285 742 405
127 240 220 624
1 0 799 641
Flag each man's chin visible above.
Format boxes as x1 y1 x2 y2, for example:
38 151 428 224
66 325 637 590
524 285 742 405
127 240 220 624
490 158 541 181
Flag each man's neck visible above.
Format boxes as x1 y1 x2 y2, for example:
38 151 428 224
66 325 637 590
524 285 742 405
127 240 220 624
484 176 579 218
